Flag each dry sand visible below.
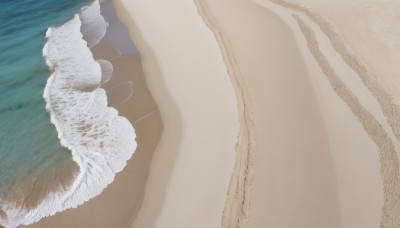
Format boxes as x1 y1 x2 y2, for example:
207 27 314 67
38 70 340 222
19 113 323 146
115 0 396 227
195 0 400 227
23 0 400 227
113 0 240 227
252 2 400 227
195 0 341 227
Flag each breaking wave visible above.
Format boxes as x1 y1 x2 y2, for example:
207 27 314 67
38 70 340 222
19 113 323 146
0 1 136 226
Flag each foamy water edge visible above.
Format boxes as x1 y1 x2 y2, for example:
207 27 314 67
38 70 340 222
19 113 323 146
0 1 136 227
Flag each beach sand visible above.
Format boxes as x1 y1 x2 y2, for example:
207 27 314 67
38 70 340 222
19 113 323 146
24 0 400 227
115 0 395 227
113 0 240 227
195 0 394 227
195 0 342 227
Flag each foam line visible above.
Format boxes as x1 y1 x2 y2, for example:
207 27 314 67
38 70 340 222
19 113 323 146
0 1 136 226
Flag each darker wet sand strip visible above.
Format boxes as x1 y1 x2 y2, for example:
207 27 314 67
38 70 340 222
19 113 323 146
91 43 121 61
112 2 184 227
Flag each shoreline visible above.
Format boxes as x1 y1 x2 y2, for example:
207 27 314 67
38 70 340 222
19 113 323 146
24 51 162 228
5 1 138 225
23 1 163 227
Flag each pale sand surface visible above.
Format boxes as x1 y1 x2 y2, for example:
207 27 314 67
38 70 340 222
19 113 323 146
196 0 340 227
113 0 393 227
21 0 400 227
195 0 388 227
264 0 400 150
192 1 257 226
23 48 162 228
277 0 400 106
113 1 240 228
253 1 396 227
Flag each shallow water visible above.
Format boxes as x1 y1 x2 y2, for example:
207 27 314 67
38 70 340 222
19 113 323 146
1 1 137 226
0 0 90 205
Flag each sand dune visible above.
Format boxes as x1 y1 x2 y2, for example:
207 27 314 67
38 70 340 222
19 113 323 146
252 2 399 227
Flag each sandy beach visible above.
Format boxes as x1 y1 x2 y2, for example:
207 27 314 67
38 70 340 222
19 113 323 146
115 0 396 227
23 48 162 228
22 2 163 226
113 0 240 227
21 0 400 227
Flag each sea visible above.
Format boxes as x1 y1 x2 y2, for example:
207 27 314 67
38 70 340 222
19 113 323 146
0 0 136 227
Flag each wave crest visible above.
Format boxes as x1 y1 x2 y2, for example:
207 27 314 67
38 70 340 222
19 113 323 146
0 1 136 226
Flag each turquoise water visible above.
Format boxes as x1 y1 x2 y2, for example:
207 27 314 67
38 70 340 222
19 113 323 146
0 0 91 198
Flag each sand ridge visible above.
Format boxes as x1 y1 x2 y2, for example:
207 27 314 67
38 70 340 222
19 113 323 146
293 14 400 227
193 1 257 227
267 0 400 145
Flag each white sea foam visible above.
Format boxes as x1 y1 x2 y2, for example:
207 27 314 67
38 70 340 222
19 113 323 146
80 0 108 48
0 1 136 227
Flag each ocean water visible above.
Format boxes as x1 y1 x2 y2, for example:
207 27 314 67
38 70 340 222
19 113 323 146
0 0 136 226
0 0 91 197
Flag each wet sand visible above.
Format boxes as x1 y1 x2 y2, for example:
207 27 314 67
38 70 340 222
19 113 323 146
24 48 162 228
